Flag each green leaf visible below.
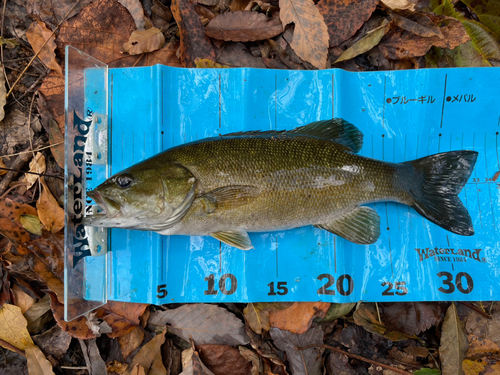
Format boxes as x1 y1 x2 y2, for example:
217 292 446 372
334 20 390 63
414 369 441 375
461 0 500 39
18 214 42 236
315 302 356 323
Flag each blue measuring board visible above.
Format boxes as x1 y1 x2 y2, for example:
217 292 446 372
82 66 500 305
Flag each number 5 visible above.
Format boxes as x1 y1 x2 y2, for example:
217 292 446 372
157 284 168 298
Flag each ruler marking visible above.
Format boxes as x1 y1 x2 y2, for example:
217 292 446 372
332 73 334 118
388 236 394 278
476 187 483 229
219 242 222 273
276 235 279 278
473 132 477 177
485 133 489 176
438 133 441 153
383 76 387 129
385 202 390 230
446 235 453 269
488 184 496 230
382 134 385 160
218 73 222 129
334 237 337 274
440 74 447 128
275 75 278 130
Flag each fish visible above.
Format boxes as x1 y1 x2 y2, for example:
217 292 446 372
83 119 478 250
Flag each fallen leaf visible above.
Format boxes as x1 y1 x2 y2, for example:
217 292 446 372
36 177 64 233
244 302 293 334
143 40 183 67
335 19 390 63
195 58 230 68
440 303 468 375
48 119 64 169
279 0 329 68
21 152 46 189
316 302 356 323
0 157 6 176
152 0 172 29
381 0 415 11
216 42 267 68
26 21 63 76
101 301 149 338
381 302 444 336
466 334 500 360
353 303 409 341
12 284 36 314
0 304 33 351
25 343 55 375
205 11 283 42
316 0 379 47
19 214 43 236
461 0 500 39
379 16 470 59
462 359 500 374
26 0 92 31
118 326 144 360
404 345 430 358
32 324 72 360
197 345 252 375
239 346 270 375
181 347 215 375
466 309 500 347
79 338 107 375
107 361 129 374
148 304 249 346
270 326 324 375
171 0 216 67
123 27 166 55
56 0 138 67
230 0 252 11
269 302 330 334
129 364 147 375
325 351 356 374
126 328 166 375
391 10 444 38
24 294 52 334
118 0 147 30
414 369 441 375
0 37 20 48
38 74 65 134
0 63 5 122
49 293 97 340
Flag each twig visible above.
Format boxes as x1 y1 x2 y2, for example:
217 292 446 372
0 138 44 196
6 0 81 99
460 302 492 319
0 142 63 157
60 366 89 370
0 182 28 199
0 338 26 357
375 302 382 325
7 69 49 106
133 53 145 67
296 344 413 375
0 167 63 180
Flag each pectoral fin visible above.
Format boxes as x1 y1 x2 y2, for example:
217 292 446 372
315 206 381 244
201 185 260 213
211 230 254 250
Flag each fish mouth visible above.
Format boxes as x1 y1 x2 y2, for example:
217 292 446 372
87 190 121 219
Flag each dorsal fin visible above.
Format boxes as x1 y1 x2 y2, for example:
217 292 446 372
288 119 363 153
223 118 363 153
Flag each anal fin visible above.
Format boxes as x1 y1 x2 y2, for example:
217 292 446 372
211 230 254 250
315 206 381 244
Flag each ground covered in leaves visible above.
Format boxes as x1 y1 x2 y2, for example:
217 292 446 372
0 0 499 373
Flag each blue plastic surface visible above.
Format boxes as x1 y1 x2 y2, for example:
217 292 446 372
84 66 500 304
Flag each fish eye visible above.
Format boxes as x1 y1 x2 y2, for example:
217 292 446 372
115 173 134 189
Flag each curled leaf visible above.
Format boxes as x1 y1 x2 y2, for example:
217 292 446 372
26 21 63 76
205 11 283 42
123 28 166 55
19 214 42 236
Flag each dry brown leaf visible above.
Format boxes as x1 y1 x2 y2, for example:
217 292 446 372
12 284 36 314
230 0 252 11
353 303 409 341
195 58 230 68
26 21 63 76
143 40 183 67
125 328 166 375
0 64 5 122
269 302 329 334
197 345 252 375
244 303 293 334
49 293 97 340
123 27 166 55
48 119 64 169
152 0 172 29
21 152 45 189
56 0 138 68
25 343 55 375
440 303 468 375
37 177 64 233
172 0 216 66
38 74 65 134
205 11 283 42
316 0 379 47
462 359 500 374
381 0 415 11
118 0 147 30
118 326 144 360
0 304 34 351
182 347 215 375
107 361 129 374
32 324 72 360
0 157 6 176
466 334 500 360
101 301 149 338
381 302 444 336
379 17 470 59
279 0 329 68
391 10 443 38
216 42 267 68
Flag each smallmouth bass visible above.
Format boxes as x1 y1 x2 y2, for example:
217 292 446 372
84 119 478 250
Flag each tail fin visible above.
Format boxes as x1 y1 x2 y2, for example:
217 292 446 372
405 151 478 236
